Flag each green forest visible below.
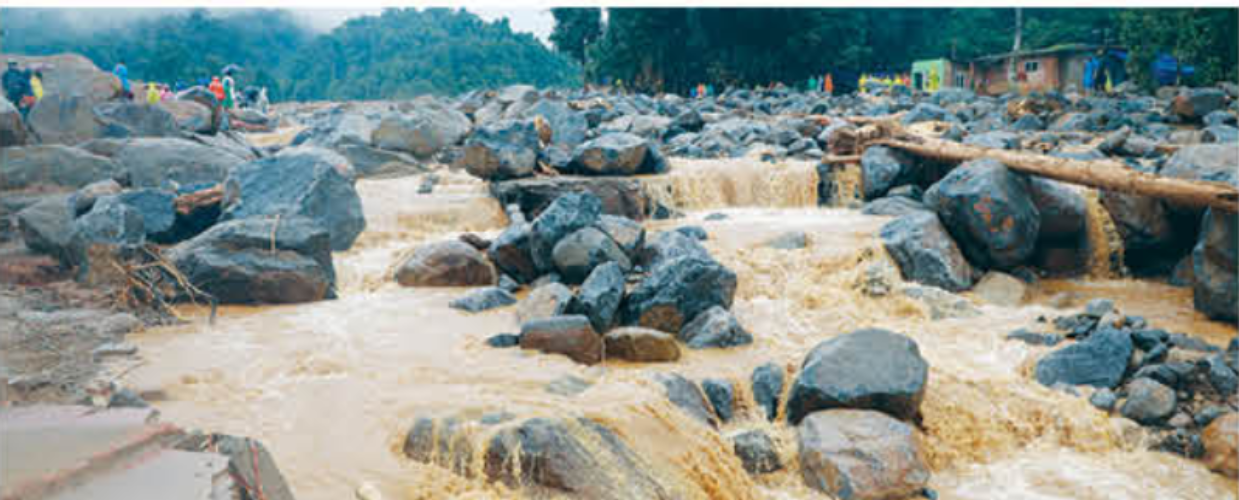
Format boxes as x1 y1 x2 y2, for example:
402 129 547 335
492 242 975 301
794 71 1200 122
2 7 1236 100
0 8 580 101
554 8 1238 94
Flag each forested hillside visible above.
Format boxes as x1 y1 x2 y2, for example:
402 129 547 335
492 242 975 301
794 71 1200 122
0 7 580 100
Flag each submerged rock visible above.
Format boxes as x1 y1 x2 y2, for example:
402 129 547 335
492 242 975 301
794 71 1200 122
752 363 785 422
678 305 753 349
395 240 496 287
732 429 782 475
572 261 625 332
787 328 929 425
797 409 930 500
701 378 735 423
1120 377 1177 424
654 373 717 427
449 287 517 313
1193 209 1238 323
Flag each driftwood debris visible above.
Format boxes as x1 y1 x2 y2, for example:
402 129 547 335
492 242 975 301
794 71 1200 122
174 185 224 215
872 134 1239 213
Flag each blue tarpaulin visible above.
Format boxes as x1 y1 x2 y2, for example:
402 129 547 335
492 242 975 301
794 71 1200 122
1152 53 1195 86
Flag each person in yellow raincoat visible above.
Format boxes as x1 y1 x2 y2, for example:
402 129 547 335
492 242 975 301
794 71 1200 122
859 74 868 94
146 82 160 104
928 67 940 93
30 70 43 102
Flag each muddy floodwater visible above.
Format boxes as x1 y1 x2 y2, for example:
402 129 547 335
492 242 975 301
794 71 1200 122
121 159 1237 500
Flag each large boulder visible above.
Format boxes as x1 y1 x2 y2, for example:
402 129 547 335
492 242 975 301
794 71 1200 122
460 119 539 181
880 211 975 292
334 144 422 179
570 133 664 176
28 94 106 145
596 214 645 258
220 151 365 251
551 226 631 284
520 99 587 147
530 192 603 272
73 195 145 248
622 256 737 334
5 53 119 104
0 145 119 191
924 158 1040 269
0 96 28 148
642 230 711 269
113 138 246 189
786 329 929 425
94 102 181 138
1172 88 1228 120
16 195 77 265
519 315 603 365
165 217 336 304
861 146 916 200
1160 144 1239 218
395 240 496 287
797 409 930 500
1193 209 1238 322
1034 325 1133 389
1026 177 1086 243
571 261 625 332
161 99 214 134
372 98 471 158
114 189 178 243
1202 412 1239 478
490 177 651 222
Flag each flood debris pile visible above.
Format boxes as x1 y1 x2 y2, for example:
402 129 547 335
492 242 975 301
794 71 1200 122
395 190 750 364
1007 297 1239 477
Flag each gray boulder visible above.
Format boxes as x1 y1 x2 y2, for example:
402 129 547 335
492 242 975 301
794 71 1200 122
654 373 717 427
517 282 574 324
596 214 646 258
860 146 916 200
74 195 145 248
449 287 517 313
678 305 752 349
220 151 366 251
530 192 603 272
862 196 929 217
520 315 603 365
880 211 975 292
490 176 650 222
786 328 929 424
643 230 710 269
372 98 472 158
623 256 737 334
1120 378 1177 424
488 223 538 284
570 133 662 176
924 158 1040 269
0 145 119 191
94 102 181 138
521 99 587 147
752 363 785 421
1193 208 1238 322
0 96 28 148
16 195 77 265
1172 88 1227 120
165 217 336 304
113 138 245 189
28 94 106 145
571 262 625 332
114 189 177 243
460 119 538 181
1034 325 1133 388
552 226 631 284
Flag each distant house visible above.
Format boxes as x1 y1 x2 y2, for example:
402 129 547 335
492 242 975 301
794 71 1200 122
910 58 969 92
968 44 1126 95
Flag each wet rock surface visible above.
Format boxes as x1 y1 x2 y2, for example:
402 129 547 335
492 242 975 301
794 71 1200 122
797 409 930 500
787 328 929 425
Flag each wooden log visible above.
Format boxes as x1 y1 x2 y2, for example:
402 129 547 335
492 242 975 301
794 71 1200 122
819 155 861 164
873 136 1239 213
174 185 224 215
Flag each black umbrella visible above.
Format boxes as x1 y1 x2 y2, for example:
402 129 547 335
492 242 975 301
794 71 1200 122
221 64 243 75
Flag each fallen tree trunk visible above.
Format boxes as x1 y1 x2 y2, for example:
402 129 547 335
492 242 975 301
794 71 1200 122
873 136 1239 213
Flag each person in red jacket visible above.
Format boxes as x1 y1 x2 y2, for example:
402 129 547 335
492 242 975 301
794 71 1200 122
209 76 225 102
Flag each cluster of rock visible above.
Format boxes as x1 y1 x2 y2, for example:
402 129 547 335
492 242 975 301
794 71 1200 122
2 56 363 305
399 328 934 500
1012 298 1238 478
395 190 752 364
868 86 1236 322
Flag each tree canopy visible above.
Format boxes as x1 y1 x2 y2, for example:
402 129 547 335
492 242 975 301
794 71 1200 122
552 8 1238 94
0 7 580 101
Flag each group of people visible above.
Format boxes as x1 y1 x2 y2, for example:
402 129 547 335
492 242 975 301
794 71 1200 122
806 74 836 94
3 59 44 118
859 73 913 94
113 60 267 112
689 83 716 98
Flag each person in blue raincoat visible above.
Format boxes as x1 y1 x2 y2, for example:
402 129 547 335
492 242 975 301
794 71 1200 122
113 60 131 99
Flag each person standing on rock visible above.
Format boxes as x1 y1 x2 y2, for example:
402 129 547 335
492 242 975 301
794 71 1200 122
3 60 33 118
30 70 43 103
258 87 269 114
113 60 131 100
209 76 225 103
824 73 834 95
146 82 160 105
222 72 236 109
